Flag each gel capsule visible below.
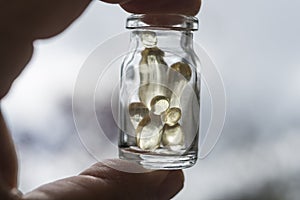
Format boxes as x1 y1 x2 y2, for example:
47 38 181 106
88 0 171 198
170 62 192 81
161 107 181 126
128 102 149 129
162 124 184 148
150 95 170 115
140 31 158 48
138 84 172 110
139 47 169 108
139 48 168 88
136 115 163 151
168 62 192 107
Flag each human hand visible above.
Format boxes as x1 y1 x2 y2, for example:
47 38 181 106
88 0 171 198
22 160 184 200
0 0 201 199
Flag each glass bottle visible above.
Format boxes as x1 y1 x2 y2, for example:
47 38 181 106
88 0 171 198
118 14 201 169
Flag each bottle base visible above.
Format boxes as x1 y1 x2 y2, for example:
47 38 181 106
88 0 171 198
119 147 197 170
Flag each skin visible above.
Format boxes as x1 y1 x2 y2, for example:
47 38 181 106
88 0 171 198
0 0 201 199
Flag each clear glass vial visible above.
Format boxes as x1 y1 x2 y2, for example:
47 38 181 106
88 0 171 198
118 14 201 169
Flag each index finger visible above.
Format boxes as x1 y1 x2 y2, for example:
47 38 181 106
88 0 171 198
109 0 202 16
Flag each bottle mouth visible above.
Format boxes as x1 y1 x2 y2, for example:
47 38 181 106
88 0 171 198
126 14 199 31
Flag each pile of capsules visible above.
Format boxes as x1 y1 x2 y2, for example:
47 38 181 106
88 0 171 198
128 31 192 152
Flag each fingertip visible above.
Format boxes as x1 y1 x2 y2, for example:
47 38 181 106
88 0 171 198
120 0 201 16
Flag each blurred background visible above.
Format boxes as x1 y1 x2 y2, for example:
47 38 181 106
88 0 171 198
2 0 300 199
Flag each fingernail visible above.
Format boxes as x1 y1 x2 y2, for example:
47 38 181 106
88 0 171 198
158 170 184 200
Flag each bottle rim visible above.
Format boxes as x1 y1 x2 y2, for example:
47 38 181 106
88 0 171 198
126 14 199 31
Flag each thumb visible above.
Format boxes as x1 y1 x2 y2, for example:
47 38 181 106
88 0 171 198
23 159 184 200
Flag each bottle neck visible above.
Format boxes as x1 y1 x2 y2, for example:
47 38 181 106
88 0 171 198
130 29 194 52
